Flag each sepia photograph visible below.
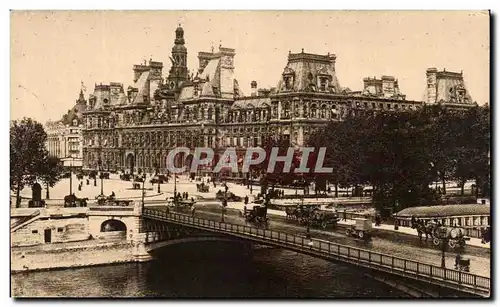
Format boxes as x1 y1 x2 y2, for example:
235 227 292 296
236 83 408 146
9 10 491 298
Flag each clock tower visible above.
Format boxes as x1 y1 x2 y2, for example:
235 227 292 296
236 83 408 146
167 24 189 91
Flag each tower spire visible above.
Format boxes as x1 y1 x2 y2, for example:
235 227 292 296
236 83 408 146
168 24 188 90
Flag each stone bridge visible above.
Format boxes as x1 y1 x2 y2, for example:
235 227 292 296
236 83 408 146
141 207 490 298
47 203 489 298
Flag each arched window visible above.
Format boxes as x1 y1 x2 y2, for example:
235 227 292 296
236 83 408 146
321 105 327 118
282 102 290 119
193 107 198 120
310 104 318 118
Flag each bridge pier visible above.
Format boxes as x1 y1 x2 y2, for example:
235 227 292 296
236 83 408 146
132 232 153 262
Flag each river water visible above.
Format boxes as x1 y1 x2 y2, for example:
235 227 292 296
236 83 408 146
11 241 408 298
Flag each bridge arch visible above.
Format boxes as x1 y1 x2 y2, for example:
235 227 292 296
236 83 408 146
100 219 127 232
98 219 128 241
146 236 247 253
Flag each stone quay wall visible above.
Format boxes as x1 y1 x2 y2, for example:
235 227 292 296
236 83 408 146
11 241 137 273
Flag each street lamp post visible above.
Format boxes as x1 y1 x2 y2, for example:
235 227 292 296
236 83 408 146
141 174 146 212
441 238 447 268
155 161 161 194
98 158 104 196
69 157 73 195
172 170 177 204
222 184 228 222
302 196 310 235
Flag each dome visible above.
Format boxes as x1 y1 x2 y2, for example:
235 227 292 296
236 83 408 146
174 24 185 45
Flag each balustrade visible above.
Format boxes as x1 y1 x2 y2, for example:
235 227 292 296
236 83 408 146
142 208 490 295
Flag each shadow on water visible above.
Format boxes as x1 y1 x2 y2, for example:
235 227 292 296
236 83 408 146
12 241 410 298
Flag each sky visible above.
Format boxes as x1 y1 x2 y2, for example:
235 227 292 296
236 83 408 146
10 10 490 123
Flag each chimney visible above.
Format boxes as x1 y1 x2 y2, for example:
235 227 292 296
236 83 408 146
251 81 258 97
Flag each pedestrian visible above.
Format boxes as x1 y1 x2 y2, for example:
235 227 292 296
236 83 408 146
244 195 249 205
191 205 196 217
343 210 347 221
455 254 461 270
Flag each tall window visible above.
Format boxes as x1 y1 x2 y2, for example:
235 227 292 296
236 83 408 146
311 104 318 118
208 108 213 120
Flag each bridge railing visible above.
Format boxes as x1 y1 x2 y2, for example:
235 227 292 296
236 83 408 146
143 208 490 295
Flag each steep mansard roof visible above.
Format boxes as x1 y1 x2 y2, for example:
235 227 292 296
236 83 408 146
275 52 342 94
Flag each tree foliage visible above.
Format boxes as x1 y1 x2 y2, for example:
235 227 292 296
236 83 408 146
39 156 64 199
308 105 490 210
10 118 63 207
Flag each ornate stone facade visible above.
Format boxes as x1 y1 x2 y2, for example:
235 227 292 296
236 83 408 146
424 68 477 109
82 26 425 174
46 90 86 167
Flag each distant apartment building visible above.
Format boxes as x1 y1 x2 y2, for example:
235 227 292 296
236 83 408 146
45 90 87 167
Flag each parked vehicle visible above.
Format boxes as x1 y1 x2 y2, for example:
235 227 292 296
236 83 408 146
345 218 372 239
196 182 210 193
244 205 268 225
150 174 168 184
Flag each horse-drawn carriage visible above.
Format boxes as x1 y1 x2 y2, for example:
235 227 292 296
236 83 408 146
345 218 372 239
244 205 269 225
196 182 210 193
150 175 168 184
132 176 145 189
95 193 116 206
284 204 339 229
99 172 110 179
216 190 241 201
168 199 196 213
88 170 98 180
412 220 470 248
120 173 132 181
64 194 88 207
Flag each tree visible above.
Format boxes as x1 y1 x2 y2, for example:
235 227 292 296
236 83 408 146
451 106 490 197
10 118 49 207
39 156 64 199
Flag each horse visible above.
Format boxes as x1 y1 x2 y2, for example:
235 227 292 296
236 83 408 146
285 206 298 220
413 220 436 242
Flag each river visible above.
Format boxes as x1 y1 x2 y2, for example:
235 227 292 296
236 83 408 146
11 241 409 298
